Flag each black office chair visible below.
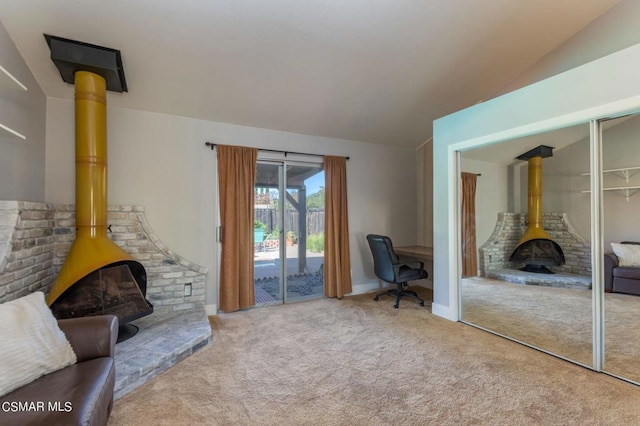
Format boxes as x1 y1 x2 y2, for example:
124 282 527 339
366 234 428 308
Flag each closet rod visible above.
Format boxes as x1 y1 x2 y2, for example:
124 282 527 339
204 141 349 160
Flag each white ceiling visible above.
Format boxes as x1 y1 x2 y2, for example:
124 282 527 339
0 0 621 148
461 123 591 165
460 113 634 165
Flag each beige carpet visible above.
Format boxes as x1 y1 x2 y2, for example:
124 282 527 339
109 287 640 425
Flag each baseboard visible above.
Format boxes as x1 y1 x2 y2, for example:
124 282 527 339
205 304 217 316
350 280 385 295
205 282 432 312
350 279 432 296
431 302 458 322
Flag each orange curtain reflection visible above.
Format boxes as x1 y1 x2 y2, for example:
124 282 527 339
461 172 478 277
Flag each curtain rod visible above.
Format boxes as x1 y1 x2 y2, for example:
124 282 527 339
204 142 349 160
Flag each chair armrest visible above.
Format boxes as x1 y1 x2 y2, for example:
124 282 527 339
397 256 425 270
604 252 619 293
393 259 426 280
58 315 118 362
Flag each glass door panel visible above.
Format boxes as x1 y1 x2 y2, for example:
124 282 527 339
460 123 594 367
254 162 284 305
602 114 640 383
285 163 325 301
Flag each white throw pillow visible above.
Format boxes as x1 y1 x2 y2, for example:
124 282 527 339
611 243 640 268
0 291 77 397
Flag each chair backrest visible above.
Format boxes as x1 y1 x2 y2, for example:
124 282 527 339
366 234 400 283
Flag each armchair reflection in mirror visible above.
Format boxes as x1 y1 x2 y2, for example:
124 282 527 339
605 241 640 296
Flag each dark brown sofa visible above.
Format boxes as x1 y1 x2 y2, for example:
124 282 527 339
604 241 640 296
0 315 118 426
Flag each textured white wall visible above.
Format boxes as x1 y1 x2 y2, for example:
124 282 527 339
45 99 417 308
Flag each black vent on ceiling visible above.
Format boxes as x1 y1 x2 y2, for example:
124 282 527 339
44 34 127 93
515 145 554 161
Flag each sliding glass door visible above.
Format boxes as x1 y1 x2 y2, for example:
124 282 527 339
254 160 325 305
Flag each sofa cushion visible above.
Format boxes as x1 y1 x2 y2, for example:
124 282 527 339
613 266 640 280
0 292 77 398
0 357 115 426
611 243 640 267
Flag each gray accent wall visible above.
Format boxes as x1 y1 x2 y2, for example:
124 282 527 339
0 21 46 201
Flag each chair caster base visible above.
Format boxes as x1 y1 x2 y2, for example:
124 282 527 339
372 285 425 309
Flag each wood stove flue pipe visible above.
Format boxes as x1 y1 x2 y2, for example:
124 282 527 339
46 71 136 305
514 145 555 247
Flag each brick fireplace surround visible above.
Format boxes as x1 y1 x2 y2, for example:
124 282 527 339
478 212 592 289
0 201 211 398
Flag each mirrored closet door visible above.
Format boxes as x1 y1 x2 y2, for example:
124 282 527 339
601 113 640 384
459 123 594 367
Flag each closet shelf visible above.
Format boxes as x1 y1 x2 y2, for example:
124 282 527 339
581 186 640 202
581 166 640 183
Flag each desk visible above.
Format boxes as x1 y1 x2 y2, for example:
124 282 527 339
394 246 433 282
394 245 433 261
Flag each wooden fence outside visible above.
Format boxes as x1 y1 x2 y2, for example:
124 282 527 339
255 208 324 238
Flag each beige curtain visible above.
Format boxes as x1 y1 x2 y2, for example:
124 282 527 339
324 156 352 298
461 172 478 277
217 145 257 312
